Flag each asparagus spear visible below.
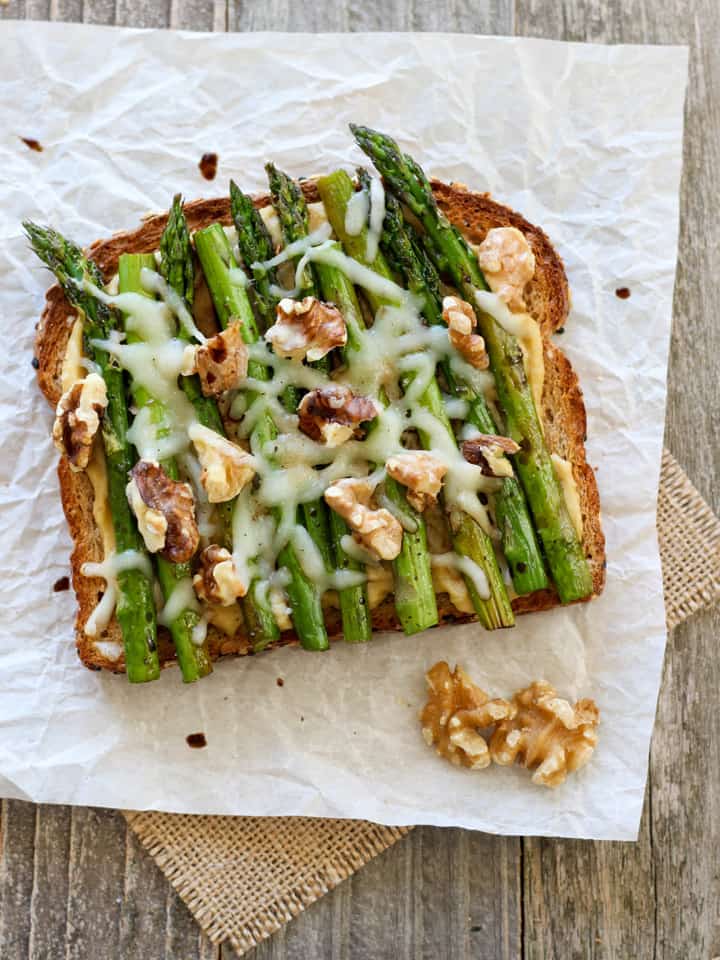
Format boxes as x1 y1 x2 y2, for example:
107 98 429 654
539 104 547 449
117 253 212 682
264 165 319 302
159 196 231 537
317 169 514 630
194 224 328 651
158 198 278 649
256 170 371 643
229 180 284 336
377 182 548 596
351 125 593 604
24 222 160 683
314 171 444 632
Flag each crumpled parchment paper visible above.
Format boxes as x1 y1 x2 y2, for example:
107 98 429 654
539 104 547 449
0 23 688 839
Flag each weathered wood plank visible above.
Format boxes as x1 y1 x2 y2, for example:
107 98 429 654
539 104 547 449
118 821 219 960
81 0 117 24
114 0 171 29
169 0 222 30
515 1 720 958
63 806 128 959
0 800 36 960
49 0 82 21
237 827 520 960
650 608 720 959
523 804 656 959
0 0 47 19
226 0 512 34
28 804 72 960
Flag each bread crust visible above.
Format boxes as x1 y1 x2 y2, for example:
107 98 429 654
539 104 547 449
34 181 605 674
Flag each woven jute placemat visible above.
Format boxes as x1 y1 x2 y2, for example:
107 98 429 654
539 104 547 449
125 449 720 957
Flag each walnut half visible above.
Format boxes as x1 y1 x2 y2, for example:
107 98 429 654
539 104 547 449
53 373 108 471
386 451 447 512
188 423 256 503
298 385 379 446
193 544 246 605
476 227 536 313
490 681 600 788
265 296 347 362
181 321 248 397
324 476 403 561
421 661 515 770
127 460 199 564
461 433 520 478
442 296 489 369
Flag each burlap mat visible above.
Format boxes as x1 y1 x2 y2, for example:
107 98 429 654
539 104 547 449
124 449 720 956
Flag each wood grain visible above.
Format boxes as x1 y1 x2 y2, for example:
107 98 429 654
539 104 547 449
0 0 718 958
515 1 720 958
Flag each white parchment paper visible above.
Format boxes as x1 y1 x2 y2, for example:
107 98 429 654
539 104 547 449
0 23 688 839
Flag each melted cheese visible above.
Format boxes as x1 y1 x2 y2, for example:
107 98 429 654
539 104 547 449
365 175 385 262
205 602 243 637
345 188 369 236
430 552 490 601
158 577 199 627
474 289 545 415
551 454 584 538
87 273 200 461
366 562 394 610
81 550 153 637
61 317 116 554
431 562 474 614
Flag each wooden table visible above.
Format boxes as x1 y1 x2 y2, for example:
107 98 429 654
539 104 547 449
1 1 718 957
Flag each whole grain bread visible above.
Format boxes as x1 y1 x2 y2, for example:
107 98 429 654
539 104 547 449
34 180 605 674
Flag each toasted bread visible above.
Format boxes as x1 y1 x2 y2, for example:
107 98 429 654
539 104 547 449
34 180 605 674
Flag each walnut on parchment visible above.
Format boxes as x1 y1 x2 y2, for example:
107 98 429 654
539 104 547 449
489 680 600 788
421 665 600 788
420 661 515 770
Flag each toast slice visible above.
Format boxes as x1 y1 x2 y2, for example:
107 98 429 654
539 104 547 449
34 180 605 674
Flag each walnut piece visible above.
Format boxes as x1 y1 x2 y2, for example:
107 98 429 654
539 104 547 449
441 296 489 369
490 680 600 788
188 423 256 503
181 321 248 397
265 296 347 362
193 544 246 605
52 373 108 471
386 451 447 512
324 477 403 561
461 433 520 478
476 227 536 313
297 385 379 446
127 460 199 563
421 661 515 770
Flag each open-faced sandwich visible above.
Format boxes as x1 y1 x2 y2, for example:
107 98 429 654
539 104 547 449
27 125 605 684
